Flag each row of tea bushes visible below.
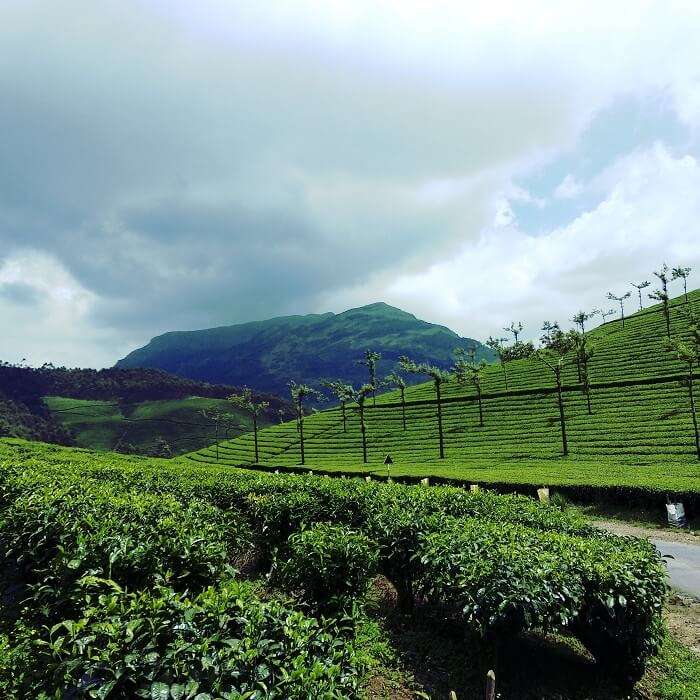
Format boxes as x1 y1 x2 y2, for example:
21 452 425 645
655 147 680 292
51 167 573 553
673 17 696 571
0 439 669 688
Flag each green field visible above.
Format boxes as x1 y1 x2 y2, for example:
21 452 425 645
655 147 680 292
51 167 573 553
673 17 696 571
45 396 269 455
185 290 700 504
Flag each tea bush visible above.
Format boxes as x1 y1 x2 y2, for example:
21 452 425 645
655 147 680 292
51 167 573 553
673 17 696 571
270 523 378 612
10 578 361 699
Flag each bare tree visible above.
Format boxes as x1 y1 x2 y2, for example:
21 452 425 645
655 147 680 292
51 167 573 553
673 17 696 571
452 347 487 427
359 350 382 406
400 356 451 459
384 370 408 430
649 264 672 340
321 379 355 433
228 388 269 463
665 312 700 460
607 291 632 328
672 266 692 303
631 281 650 311
289 381 323 465
535 330 576 456
486 335 510 390
504 321 523 344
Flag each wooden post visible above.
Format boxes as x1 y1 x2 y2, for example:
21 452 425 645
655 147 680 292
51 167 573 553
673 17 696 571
485 669 496 700
537 487 550 503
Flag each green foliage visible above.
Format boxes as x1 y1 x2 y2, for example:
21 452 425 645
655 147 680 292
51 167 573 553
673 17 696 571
0 439 671 682
17 578 361 699
271 523 378 612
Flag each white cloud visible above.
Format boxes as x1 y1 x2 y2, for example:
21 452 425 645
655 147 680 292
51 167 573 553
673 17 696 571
554 174 584 199
321 144 700 341
0 252 133 367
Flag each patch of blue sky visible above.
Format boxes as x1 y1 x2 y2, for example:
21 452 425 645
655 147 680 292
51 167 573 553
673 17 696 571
511 92 693 234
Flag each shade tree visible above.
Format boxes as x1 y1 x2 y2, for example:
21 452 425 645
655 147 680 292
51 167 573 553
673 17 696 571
228 388 269 463
289 381 323 465
671 266 692 303
570 331 595 415
504 321 523 344
535 332 577 456
399 356 451 459
485 336 510 390
359 350 382 406
452 347 487 427
384 370 408 430
649 265 672 339
321 380 355 433
607 291 632 328
597 308 616 324
630 281 650 311
354 383 376 463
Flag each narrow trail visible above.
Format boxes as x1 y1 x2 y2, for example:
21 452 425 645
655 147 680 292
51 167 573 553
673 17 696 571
593 520 700 599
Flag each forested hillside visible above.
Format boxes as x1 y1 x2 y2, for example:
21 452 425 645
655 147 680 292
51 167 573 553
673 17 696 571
116 302 493 396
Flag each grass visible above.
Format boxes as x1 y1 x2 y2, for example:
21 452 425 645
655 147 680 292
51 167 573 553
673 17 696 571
45 395 269 455
183 290 700 506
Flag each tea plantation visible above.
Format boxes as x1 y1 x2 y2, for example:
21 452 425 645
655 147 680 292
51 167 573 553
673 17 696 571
0 439 678 697
187 289 700 508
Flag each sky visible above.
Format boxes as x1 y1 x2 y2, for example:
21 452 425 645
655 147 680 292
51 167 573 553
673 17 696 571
1 0 700 368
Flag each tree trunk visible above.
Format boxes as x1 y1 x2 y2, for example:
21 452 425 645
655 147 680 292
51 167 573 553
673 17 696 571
664 302 671 339
253 414 259 463
436 381 445 459
637 288 643 311
585 383 592 415
215 421 220 463
298 399 305 465
684 280 688 303
400 387 407 431
341 401 347 432
555 370 568 456
360 403 368 463
619 302 625 329
501 361 509 391
688 368 700 460
477 386 484 427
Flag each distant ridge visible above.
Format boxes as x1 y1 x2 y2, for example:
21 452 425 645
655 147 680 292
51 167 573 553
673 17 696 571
116 302 493 398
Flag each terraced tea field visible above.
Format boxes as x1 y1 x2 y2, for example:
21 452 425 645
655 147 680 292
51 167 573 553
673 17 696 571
187 290 700 503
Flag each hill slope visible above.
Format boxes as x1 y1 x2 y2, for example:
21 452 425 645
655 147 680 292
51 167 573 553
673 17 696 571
116 302 492 396
186 289 700 502
0 365 291 455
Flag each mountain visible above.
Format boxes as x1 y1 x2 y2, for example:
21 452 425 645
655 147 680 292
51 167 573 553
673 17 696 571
116 302 493 397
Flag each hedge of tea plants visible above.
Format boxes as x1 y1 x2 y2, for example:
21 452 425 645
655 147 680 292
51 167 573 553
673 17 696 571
0 439 667 696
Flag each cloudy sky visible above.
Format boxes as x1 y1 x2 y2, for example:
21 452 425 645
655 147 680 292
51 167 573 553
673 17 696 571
2 1 700 368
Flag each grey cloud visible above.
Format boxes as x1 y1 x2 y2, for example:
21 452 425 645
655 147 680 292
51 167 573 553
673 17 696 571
0 282 40 306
